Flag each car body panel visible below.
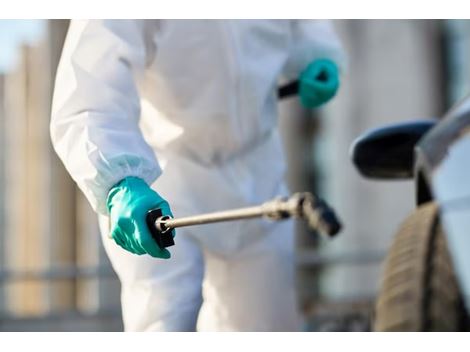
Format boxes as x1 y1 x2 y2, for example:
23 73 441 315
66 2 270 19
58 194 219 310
416 97 470 310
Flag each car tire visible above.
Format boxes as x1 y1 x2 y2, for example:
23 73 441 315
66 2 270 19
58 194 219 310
374 202 469 331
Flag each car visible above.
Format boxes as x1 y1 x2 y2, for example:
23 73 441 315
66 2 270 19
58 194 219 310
350 96 470 331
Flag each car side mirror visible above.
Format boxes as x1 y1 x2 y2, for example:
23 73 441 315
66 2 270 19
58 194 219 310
350 120 437 179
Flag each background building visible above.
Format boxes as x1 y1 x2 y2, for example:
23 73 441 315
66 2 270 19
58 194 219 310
0 19 469 331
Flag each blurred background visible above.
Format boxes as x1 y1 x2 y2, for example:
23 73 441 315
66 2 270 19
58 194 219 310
0 19 469 331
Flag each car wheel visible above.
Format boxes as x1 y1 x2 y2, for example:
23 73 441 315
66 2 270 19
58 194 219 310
374 202 469 331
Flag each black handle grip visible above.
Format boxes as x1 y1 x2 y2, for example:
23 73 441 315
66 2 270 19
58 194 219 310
146 208 175 249
278 80 299 99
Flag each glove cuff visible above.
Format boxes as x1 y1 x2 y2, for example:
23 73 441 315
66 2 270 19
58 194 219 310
106 176 149 214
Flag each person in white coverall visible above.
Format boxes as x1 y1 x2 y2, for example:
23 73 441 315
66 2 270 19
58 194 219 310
50 20 345 331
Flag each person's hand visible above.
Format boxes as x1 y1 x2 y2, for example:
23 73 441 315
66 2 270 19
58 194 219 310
299 59 340 109
106 176 174 258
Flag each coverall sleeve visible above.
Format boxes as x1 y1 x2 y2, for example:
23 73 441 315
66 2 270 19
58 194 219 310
50 20 160 215
283 20 347 80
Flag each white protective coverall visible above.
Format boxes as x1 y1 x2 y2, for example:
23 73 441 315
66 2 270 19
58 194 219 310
51 20 345 331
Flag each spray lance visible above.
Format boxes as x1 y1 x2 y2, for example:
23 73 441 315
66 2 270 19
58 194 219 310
146 192 342 249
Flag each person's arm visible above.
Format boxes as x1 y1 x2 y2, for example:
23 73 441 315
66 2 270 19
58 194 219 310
50 20 160 215
51 20 173 258
283 20 347 108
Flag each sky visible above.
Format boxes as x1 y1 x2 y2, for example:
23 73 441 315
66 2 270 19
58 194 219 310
0 20 45 73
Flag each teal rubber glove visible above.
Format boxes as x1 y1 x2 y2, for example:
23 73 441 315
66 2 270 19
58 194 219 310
299 59 340 109
106 176 174 258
